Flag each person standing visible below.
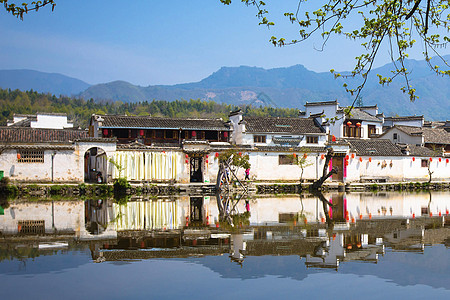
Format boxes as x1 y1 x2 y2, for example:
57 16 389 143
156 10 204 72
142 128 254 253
245 168 250 180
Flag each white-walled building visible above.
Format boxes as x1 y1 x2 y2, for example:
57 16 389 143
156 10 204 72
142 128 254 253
299 101 383 139
7 112 75 129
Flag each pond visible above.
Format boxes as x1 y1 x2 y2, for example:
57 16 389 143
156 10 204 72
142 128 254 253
1 191 449 299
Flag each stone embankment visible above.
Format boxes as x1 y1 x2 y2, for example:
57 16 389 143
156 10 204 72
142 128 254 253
3 180 450 198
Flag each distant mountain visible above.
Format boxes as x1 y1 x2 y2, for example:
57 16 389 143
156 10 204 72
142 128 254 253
0 69 90 96
1 56 449 120
80 56 450 120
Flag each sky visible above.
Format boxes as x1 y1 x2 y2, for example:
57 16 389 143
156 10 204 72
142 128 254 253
1 0 448 86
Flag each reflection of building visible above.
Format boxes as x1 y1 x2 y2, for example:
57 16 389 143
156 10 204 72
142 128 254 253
230 233 246 264
0 200 85 235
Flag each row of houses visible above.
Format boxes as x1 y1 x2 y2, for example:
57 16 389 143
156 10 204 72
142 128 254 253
1 100 449 184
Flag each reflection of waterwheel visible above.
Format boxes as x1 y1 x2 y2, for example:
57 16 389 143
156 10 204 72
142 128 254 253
150 186 159 194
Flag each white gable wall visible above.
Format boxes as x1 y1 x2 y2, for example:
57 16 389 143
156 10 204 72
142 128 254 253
381 128 423 145
32 114 73 129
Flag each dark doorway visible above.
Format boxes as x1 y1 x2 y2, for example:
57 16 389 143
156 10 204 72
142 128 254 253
332 157 344 182
190 197 203 225
330 193 345 222
190 156 203 182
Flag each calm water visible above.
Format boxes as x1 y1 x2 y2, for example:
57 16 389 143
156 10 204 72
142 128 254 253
1 191 449 299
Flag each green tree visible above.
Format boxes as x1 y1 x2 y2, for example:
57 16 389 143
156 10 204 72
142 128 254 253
221 0 450 106
288 151 314 183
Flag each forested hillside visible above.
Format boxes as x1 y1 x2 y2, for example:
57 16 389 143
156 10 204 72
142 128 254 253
0 88 298 129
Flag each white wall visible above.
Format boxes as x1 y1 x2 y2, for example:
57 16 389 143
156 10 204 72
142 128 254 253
0 148 83 182
247 151 325 181
381 127 423 145
32 114 72 129
384 119 424 128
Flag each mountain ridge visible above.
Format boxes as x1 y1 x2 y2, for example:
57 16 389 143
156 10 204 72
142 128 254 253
1 56 449 120
0 69 91 96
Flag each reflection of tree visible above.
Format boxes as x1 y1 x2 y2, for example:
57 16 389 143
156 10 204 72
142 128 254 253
312 190 335 229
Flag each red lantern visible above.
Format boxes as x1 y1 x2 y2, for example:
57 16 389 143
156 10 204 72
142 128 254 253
447 159 449 163
223 131 228 138
293 153 297 158
347 121 352 126
439 157 442 162
303 153 308 159
239 152 242 156
332 135 336 142
185 154 189 158
17 153 21 160
321 154 325 160
345 161 349 166
429 157 433 162
345 155 349 160
412 157 415 162
356 122 361 127
351 153 355 159
215 152 219 158
359 157 363 162
139 129 144 136
206 155 209 158
185 159 189 164
191 131 196 137
103 129 108 136
369 157 372 162
206 159 209 164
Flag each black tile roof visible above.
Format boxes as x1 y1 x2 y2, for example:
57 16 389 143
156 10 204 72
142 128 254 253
344 139 404 156
305 100 338 106
243 117 324 134
347 108 382 122
422 127 450 145
0 127 88 143
384 116 424 121
99 115 230 131
401 144 441 157
391 125 423 136
8 118 32 127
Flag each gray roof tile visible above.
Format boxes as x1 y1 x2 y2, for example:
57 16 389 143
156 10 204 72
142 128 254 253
347 108 382 122
243 117 324 134
344 139 403 156
0 127 88 143
100 115 229 131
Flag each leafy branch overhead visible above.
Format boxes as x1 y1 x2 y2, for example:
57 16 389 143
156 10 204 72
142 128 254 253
1 0 55 19
221 0 450 104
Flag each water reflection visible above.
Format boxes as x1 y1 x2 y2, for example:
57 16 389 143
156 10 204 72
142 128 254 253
0 192 449 271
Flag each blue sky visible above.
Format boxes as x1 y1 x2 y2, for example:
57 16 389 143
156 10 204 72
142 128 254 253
1 0 447 86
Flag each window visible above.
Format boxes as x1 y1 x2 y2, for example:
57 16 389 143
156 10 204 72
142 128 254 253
393 133 398 140
344 123 361 138
421 159 428 168
18 149 44 163
254 135 266 143
306 136 318 144
279 155 295 165
368 125 377 137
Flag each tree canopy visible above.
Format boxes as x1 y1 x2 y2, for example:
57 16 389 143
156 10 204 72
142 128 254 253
0 88 299 129
221 0 450 105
